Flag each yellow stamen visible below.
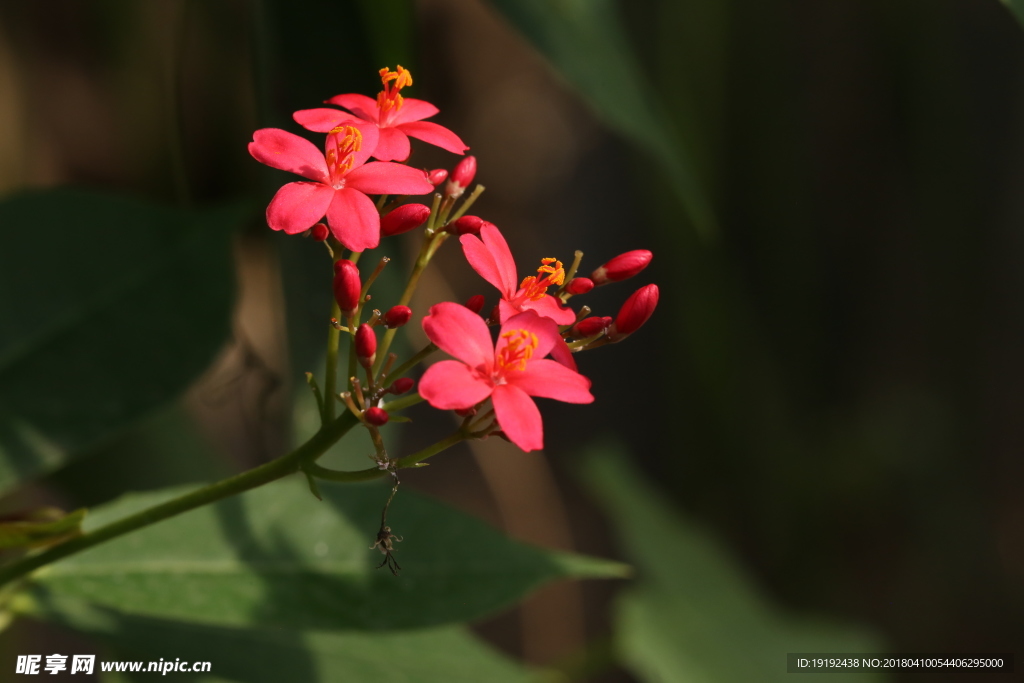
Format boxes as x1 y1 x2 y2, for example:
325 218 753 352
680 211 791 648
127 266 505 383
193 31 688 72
496 329 538 373
519 258 565 301
326 125 363 176
377 65 413 114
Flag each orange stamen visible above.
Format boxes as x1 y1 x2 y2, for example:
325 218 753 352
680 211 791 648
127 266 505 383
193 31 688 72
326 125 362 177
377 65 413 115
518 258 565 301
496 329 538 373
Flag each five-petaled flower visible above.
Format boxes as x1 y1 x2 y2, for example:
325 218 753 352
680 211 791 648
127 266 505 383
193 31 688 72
248 121 434 251
294 66 469 162
419 303 594 452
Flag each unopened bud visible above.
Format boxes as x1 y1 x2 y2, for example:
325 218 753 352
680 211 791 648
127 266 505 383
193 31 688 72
447 215 484 235
383 305 412 328
591 250 653 285
445 155 477 198
381 203 431 237
364 406 389 426
572 316 613 338
487 304 501 325
333 260 361 316
566 277 594 295
608 284 659 341
465 294 485 314
310 222 330 241
427 168 448 186
355 323 377 367
389 377 415 395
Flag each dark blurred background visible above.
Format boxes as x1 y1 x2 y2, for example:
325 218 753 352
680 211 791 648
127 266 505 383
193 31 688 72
1 0 1022 681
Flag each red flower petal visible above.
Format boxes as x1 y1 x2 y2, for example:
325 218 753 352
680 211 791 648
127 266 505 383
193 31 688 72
266 181 334 234
492 384 544 452
460 223 518 299
419 360 493 410
325 93 379 122
548 336 578 371
326 188 380 252
422 302 495 368
498 310 562 359
345 161 433 195
397 121 469 155
522 294 577 325
509 359 593 404
293 108 360 133
370 127 412 162
391 97 440 124
248 129 328 182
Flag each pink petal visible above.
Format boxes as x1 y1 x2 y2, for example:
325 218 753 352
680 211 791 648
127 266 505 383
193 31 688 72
345 120 380 169
397 121 469 155
481 224 520 296
509 359 593 403
325 93 379 122
492 384 544 452
419 360 493 410
548 336 578 371
345 161 433 195
460 223 519 298
522 294 577 325
248 129 328 182
422 302 495 368
370 127 412 162
392 97 440 124
499 310 563 359
326 188 379 252
293 108 361 133
496 298 519 323
266 181 334 234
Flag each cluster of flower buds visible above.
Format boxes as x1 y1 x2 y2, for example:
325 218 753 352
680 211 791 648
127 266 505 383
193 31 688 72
249 65 659 460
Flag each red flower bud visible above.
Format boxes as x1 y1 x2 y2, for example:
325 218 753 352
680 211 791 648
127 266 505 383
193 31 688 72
388 377 415 395
364 406 389 426
381 203 431 237
445 155 477 198
566 277 594 295
465 294 485 314
447 215 484 235
355 323 377 367
608 284 659 341
572 316 613 337
427 168 448 186
383 305 412 328
487 304 501 325
333 260 361 316
591 250 653 285
310 222 330 241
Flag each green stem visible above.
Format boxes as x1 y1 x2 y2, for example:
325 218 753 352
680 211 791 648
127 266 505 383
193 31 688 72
384 343 437 389
446 184 486 225
323 301 341 422
306 428 467 483
0 412 360 588
383 392 425 413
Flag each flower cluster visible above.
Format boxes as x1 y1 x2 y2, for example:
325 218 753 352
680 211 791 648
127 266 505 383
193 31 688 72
249 66 659 458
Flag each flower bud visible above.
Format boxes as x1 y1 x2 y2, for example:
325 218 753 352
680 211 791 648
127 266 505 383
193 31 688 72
388 377 415 395
333 260 361 316
487 304 501 326
465 294 485 314
591 249 653 285
572 316 613 338
364 406 389 426
447 215 484 235
310 222 330 241
383 305 412 328
381 203 431 237
608 284 659 341
445 155 477 198
427 168 448 186
355 323 377 367
566 277 594 295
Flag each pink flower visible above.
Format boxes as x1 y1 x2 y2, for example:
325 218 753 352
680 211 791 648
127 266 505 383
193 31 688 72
293 66 468 162
419 303 594 452
248 121 434 251
460 223 577 326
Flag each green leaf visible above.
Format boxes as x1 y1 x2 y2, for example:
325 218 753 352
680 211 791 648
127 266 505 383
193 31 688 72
1002 1 1024 28
0 188 245 495
0 507 86 549
20 593 533 683
31 476 628 630
487 0 718 238
581 446 889 683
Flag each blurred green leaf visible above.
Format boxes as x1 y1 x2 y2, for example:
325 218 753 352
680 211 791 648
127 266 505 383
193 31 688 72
0 189 245 495
582 446 888 683
31 476 627 631
1002 1 1024 28
22 593 533 683
0 507 85 549
487 0 717 238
